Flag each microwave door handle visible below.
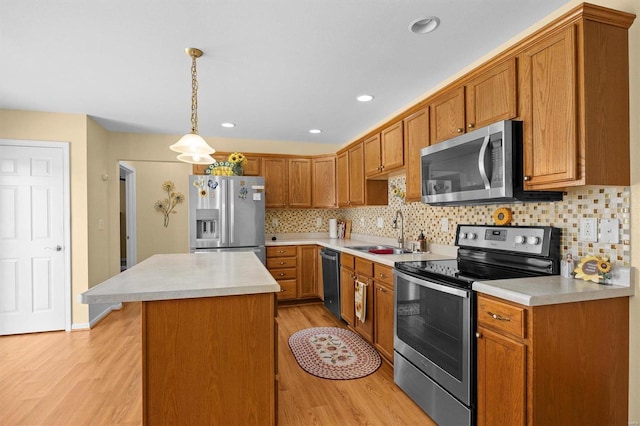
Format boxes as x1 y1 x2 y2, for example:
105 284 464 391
478 135 491 189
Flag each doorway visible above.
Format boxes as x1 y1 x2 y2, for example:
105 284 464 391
0 139 71 335
119 161 137 271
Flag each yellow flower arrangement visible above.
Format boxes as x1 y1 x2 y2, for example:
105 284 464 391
574 255 612 284
228 152 247 167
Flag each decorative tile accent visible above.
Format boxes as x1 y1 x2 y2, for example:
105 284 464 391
265 176 630 266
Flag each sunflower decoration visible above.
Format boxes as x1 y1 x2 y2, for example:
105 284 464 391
390 184 405 201
574 255 612 284
228 152 247 167
153 180 185 227
493 207 513 226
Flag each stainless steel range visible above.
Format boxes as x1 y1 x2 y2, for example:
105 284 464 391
393 224 560 425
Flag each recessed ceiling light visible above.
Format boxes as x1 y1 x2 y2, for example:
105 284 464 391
409 16 440 34
357 94 374 102
221 122 236 128
309 129 322 134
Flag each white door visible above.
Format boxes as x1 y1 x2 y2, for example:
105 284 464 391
0 142 67 335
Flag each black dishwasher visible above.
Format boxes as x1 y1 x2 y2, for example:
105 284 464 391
320 248 341 319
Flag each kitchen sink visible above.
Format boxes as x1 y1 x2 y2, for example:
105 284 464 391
345 245 413 255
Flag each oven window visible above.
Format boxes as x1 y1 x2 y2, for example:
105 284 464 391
396 280 464 380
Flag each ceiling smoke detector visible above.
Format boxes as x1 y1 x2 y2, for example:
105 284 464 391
409 16 440 34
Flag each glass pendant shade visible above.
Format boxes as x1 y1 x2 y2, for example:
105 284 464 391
169 133 216 155
176 152 215 164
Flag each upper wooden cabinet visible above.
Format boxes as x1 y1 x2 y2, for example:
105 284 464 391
466 58 517 130
364 121 405 177
429 86 466 144
403 107 429 202
519 8 633 189
262 157 288 208
337 143 365 206
288 158 312 208
312 156 337 208
429 59 517 145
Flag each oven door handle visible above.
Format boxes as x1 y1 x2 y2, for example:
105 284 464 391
395 270 469 298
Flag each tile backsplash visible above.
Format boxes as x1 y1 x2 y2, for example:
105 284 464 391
265 175 630 266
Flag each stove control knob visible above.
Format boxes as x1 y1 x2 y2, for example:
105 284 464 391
514 235 526 244
527 236 540 245
467 232 477 240
459 232 467 240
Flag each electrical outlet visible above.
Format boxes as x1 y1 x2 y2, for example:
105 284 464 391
599 218 619 243
579 218 598 242
377 218 384 228
441 217 449 232
316 217 322 227
360 217 365 227
272 218 278 227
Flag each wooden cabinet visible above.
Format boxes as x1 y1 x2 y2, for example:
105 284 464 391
429 86 465 145
288 158 312 208
262 157 288 207
403 107 429 202
312 156 337 208
339 253 356 325
353 257 374 343
364 122 404 177
373 263 394 362
142 293 276 425
267 245 318 301
518 8 633 189
316 247 324 300
297 245 317 298
266 246 297 300
476 293 629 426
429 59 517 145
337 143 388 207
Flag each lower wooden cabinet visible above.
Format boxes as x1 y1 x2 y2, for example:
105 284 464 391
476 293 629 425
267 245 317 301
373 263 394 362
339 253 356 325
354 257 374 343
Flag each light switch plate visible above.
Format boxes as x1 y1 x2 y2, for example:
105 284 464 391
377 217 384 228
599 218 619 243
441 217 449 232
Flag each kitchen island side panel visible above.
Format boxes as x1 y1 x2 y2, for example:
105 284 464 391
142 293 276 425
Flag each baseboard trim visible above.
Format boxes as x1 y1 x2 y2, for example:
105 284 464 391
72 303 123 330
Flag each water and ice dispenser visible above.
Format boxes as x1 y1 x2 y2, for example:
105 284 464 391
195 209 220 240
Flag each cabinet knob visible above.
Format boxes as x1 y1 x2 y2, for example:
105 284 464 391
380 165 385 170
379 273 386 278
468 123 475 129
378 287 386 293
279 261 286 265
476 332 482 339
278 272 286 277
457 128 464 133
523 176 531 181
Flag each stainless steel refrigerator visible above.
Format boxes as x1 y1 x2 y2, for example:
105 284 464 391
189 175 266 264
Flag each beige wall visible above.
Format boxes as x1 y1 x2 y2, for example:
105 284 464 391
0 109 91 325
127 161 192 262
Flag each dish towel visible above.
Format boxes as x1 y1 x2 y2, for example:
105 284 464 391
355 280 367 323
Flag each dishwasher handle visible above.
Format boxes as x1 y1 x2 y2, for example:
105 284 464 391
320 250 339 261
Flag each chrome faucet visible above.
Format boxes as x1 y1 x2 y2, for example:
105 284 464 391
392 210 404 249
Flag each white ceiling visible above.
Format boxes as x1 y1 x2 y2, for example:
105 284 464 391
1 0 570 145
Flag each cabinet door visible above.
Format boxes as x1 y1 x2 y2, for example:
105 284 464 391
336 151 350 207
316 247 324 300
381 121 404 173
429 86 466 144
297 245 317 298
243 156 261 176
403 107 429 202
476 327 526 426
348 143 365 205
363 134 382 177
354 276 374 343
312 156 337 208
519 26 577 188
263 157 288 207
288 158 312 208
466 58 517 130
339 266 355 325
374 282 394 362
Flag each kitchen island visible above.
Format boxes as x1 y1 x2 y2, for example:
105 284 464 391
80 252 280 426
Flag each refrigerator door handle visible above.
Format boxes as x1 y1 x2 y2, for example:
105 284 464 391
229 178 235 244
221 178 228 245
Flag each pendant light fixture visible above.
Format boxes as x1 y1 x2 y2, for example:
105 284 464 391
170 47 215 164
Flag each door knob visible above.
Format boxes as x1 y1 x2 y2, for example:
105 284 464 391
46 245 63 251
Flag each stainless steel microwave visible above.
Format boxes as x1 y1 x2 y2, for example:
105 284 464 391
420 120 562 205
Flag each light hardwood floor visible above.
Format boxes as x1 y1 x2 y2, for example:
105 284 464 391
0 302 435 425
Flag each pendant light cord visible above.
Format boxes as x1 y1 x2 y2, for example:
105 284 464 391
190 54 199 134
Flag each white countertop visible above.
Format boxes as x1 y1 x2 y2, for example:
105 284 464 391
79 252 280 304
473 275 634 306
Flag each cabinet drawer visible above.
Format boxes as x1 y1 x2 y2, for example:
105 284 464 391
270 268 296 280
276 279 297 300
355 257 374 277
267 257 297 269
477 295 526 338
374 263 393 286
341 253 355 270
267 246 297 258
